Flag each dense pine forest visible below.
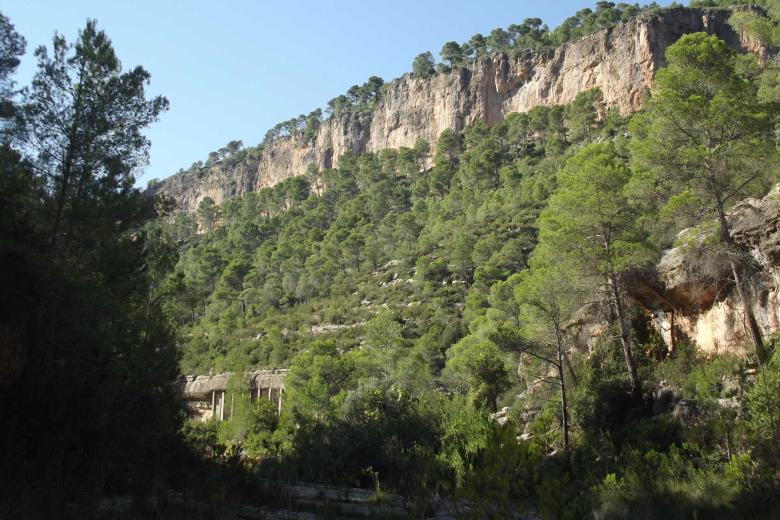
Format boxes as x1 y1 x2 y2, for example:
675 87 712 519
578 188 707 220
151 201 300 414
2 1 780 519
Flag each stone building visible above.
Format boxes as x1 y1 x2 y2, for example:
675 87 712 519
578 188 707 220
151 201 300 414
180 369 288 421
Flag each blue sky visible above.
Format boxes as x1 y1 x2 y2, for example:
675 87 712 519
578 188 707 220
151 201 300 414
3 1 670 187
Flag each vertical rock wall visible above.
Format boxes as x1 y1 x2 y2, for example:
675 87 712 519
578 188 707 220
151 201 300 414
154 7 755 214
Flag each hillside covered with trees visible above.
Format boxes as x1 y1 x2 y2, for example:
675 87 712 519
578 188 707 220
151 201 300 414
2 1 780 519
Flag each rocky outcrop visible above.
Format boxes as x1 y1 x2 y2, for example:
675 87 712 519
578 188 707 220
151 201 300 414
638 186 780 355
181 369 288 421
180 369 287 401
154 7 757 214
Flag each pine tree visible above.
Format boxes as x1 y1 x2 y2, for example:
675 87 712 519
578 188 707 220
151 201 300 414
630 33 778 363
537 142 653 398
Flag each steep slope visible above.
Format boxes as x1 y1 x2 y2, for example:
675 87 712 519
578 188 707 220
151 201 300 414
154 6 758 214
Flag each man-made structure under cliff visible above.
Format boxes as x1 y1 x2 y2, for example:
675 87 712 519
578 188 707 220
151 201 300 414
181 369 288 421
153 7 760 214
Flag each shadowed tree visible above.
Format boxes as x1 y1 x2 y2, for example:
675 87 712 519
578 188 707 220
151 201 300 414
1 18 176 516
24 20 169 248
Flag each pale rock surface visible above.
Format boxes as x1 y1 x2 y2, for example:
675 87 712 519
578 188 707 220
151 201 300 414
153 7 757 214
644 186 780 355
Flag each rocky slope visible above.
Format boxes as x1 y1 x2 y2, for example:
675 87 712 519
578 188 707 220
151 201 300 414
154 6 759 214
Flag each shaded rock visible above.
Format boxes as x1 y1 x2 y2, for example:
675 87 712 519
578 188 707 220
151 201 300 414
653 382 682 415
491 406 511 426
673 399 699 424
574 185 780 356
180 370 288 402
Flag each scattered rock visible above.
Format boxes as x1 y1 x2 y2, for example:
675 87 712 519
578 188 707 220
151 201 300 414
491 406 511 425
310 322 365 335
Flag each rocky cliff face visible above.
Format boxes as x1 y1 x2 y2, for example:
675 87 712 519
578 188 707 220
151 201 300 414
570 186 780 356
637 186 780 356
154 7 757 214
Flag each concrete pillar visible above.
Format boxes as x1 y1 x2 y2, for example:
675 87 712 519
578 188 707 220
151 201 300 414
219 391 225 421
277 389 282 415
268 386 272 401
211 390 216 418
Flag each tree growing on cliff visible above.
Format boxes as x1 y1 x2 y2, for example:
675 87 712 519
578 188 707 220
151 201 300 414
440 41 463 68
487 28 511 52
412 51 436 78
492 249 582 454
467 33 487 58
197 196 219 232
564 88 604 143
630 33 778 363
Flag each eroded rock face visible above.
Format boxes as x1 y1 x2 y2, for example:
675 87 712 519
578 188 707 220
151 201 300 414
180 369 288 401
570 186 780 356
645 186 780 355
154 7 754 214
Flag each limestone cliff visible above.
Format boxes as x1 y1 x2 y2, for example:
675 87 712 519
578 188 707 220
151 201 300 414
569 186 780 357
638 186 780 356
153 7 757 214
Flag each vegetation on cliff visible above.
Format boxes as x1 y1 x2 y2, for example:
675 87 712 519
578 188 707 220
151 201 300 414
160 1 696 191
2 1 780 518
416 1 672 76
154 13 780 517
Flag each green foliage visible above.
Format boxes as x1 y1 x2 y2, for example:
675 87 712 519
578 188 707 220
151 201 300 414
0 16 179 516
540 141 652 275
4 2 780 517
110 12 780 516
436 397 540 515
630 32 777 244
630 31 777 362
326 75 385 118
746 349 780 450
418 2 666 77
537 141 652 396
440 41 464 68
219 395 280 460
593 446 755 519
412 51 436 78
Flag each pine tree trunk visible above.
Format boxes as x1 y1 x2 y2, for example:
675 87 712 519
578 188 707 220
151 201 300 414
559 367 570 453
729 258 767 363
714 189 767 363
609 272 641 399
555 324 570 454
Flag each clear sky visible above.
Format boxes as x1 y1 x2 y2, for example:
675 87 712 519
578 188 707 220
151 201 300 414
3 0 670 187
